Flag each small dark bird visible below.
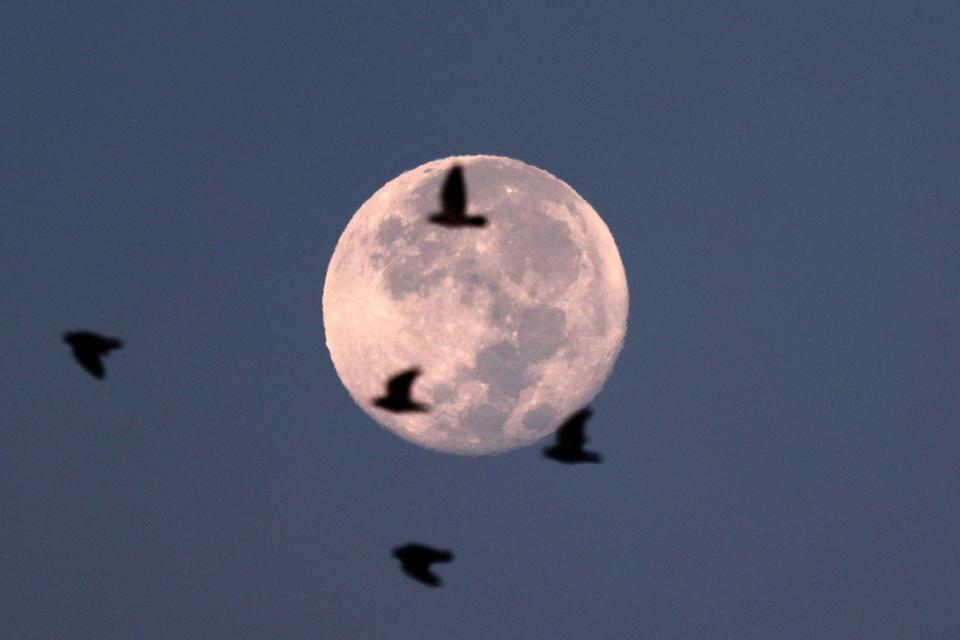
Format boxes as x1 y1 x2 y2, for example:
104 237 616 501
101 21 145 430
63 331 123 379
428 165 487 228
543 407 603 464
392 543 454 587
373 368 429 412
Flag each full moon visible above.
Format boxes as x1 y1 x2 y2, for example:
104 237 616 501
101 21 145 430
323 155 628 455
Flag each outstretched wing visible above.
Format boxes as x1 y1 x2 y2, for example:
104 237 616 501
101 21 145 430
555 408 592 448
423 548 453 563
441 165 466 216
387 368 421 400
100 337 123 352
394 543 452 586
73 347 105 379
396 543 453 564
403 561 441 586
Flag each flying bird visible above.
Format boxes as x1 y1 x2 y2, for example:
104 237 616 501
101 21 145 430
392 543 454 587
428 165 487 228
543 407 603 464
63 330 123 379
373 368 429 413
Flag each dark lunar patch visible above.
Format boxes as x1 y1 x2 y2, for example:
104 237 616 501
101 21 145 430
453 256 495 305
383 237 447 299
516 305 566 362
451 256 483 286
452 254 480 272
497 209 580 293
522 403 558 434
489 292 515 326
432 384 455 405
458 403 506 440
377 217 405 245
385 265 446 298
472 341 531 401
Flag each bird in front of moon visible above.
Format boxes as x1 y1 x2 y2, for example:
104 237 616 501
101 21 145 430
374 368 430 413
428 164 487 227
323 155 628 455
542 407 603 464
64 330 123 379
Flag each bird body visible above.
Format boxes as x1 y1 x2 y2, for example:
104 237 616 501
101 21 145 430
63 331 123 379
428 165 488 227
373 368 429 412
392 543 454 587
543 407 603 464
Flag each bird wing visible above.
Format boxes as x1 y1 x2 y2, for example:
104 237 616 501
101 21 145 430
100 337 123 352
403 563 439 586
387 369 420 400
555 408 592 447
73 348 105 378
424 548 453 563
397 544 452 564
65 332 122 353
441 166 466 216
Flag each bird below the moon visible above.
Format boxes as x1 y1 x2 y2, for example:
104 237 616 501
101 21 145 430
63 330 123 380
543 407 603 464
428 164 488 228
392 543 454 587
373 368 430 413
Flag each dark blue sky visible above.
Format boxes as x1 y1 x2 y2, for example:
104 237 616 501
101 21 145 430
3 3 959 638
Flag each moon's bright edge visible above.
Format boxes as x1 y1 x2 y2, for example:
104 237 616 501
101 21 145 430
323 155 628 455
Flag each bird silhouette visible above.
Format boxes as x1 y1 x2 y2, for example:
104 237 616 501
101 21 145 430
63 330 123 379
392 543 454 587
543 407 603 464
373 368 429 412
428 165 487 227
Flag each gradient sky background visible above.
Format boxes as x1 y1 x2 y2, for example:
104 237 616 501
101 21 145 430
3 3 959 638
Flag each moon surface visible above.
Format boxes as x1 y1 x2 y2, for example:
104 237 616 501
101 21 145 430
323 156 628 455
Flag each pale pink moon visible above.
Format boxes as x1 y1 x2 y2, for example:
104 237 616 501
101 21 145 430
323 155 628 455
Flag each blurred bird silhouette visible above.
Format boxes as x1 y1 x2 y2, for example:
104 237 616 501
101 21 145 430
373 368 429 412
428 165 487 227
392 543 454 587
63 331 123 380
543 407 603 464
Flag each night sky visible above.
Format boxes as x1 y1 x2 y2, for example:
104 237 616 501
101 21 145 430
3 3 959 638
